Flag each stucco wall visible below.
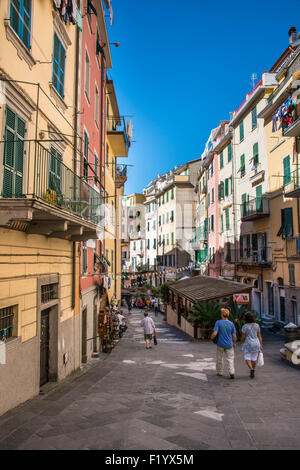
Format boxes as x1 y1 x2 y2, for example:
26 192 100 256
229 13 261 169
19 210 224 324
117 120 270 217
166 305 194 338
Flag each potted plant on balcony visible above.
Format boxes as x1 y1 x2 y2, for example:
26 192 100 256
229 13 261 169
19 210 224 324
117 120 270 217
188 300 221 339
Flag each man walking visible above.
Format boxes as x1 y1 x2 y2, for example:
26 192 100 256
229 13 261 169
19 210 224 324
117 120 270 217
211 308 236 379
140 311 156 349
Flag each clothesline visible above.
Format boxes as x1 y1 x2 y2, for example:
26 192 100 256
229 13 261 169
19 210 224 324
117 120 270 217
272 96 296 132
53 0 82 31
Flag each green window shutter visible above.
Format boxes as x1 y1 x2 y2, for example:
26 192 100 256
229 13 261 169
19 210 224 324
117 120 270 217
289 264 295 286
256 185 262 212
3 107 25 198
221 214 224 233
230 176 233 194
253 143 259 165
252 234 258 251
211 214 214 231
228 143 232 162
211 160 214 176
240 120 244 141
252 106 257 129
153 238 156 249
283 208 293 238
241 154 245 176
225 208 230 230
166 191 169 202
283 155 291 186
218 184 221 201
208 218 211 232
171 188 174 199
220 151 224 169
225 178 229 196
242 193 247 217
212 188 214 203
171 232 174 244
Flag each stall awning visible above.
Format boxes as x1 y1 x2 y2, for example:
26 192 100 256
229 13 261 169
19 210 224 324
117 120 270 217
169 275 252 303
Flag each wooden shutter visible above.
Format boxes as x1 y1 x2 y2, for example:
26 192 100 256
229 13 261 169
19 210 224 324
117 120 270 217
241 154 245 176
246 234 251 257
242 193 247 217
240 121 244 141
253 143 259 165
289 264 295 286
283 155 291 186
3 107 25 198
225 178 229 196
240 236 243 258
225 208 230 230
228 143 232 162
252 106 257 129
256 185 262 212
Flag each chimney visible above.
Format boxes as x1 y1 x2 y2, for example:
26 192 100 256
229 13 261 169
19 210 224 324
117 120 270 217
289 26 297 44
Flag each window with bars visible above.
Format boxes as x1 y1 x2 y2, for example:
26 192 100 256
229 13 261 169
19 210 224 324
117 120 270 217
41 284 58 303
0 306 16 340
10 0 31 50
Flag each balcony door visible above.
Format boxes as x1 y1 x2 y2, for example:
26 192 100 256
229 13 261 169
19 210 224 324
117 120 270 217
2 107 25 198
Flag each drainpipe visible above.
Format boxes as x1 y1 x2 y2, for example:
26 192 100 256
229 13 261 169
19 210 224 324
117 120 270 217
72 7 80 309
231 130 238 280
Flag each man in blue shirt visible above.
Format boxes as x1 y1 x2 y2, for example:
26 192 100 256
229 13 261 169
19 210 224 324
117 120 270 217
211 308 237 379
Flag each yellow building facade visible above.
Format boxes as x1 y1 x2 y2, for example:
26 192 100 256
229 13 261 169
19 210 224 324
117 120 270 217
0 1 101 415
105 79 130 303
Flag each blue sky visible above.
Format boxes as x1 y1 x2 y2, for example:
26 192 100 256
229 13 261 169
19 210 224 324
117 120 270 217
107 0 297 195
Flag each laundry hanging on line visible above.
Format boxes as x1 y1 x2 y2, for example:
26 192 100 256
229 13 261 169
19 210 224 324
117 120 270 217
272 96 296 132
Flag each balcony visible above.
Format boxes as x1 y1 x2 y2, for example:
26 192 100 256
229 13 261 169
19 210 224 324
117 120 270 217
283 115 300 137
115 164 127 189
284 169 300 198
0 140 102 240
286 238 300 258
241 197 270 221
106 116 131 157
237 247 272 266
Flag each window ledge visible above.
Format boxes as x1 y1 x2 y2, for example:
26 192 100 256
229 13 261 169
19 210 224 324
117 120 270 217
49 83 68 112
4 20 36 69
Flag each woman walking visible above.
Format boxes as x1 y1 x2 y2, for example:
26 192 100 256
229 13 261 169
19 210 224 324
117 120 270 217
240 312 263 378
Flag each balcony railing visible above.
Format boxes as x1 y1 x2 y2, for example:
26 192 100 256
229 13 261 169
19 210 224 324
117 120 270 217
283 115 300 137
116 164 127 179
284 169 300 198
237 247 272 265
0 140 101 225
241 197 270 221
286 238 300 258
106 116 131 154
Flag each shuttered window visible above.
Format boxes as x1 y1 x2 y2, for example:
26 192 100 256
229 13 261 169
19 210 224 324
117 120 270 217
256 185 262 212
10 0 31 50
239 236 243 258
252 106 257 129
3 107 25 198
218 181 224 200
241 193 247 217
49 147 62 193
82 243 87 274
240 154 245 177
278 208 293 238
228 143 232 162
225 178 229 197
253 142 259 166
239 120 244 142
211 214 214 232
171 188 174 200
289 264 295 286
246 234 251 257
221 214 224 233
53 34 66 98
283 155 291 186
225 208 230 230
220 151 224 169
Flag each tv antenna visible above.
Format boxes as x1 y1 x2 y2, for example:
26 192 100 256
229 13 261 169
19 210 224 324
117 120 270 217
251 73 258 88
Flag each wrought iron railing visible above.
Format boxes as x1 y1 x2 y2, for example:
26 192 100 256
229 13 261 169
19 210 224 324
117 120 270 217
106 116 131 150
237 247 272 264
241 197 269 218
0 140 102 224
283 169 300 195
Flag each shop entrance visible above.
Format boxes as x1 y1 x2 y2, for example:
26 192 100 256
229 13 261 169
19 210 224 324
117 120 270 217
40 308 50 386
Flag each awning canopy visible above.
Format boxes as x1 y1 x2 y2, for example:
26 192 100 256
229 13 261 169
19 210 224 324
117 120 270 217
169 275 252 304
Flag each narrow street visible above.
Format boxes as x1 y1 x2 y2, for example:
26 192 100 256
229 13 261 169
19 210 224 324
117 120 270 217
0 309 300 450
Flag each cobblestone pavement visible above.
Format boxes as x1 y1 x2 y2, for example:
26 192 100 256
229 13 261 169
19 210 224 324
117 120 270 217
0 309 299 450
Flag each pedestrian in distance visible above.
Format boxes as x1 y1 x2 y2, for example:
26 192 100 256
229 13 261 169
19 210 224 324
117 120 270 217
117 311 126 338
140 311 156 349
240 311 263 379
154 300 158 316
211 308 237 379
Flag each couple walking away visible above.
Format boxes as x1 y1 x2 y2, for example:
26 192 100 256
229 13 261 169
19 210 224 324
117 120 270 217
140 311 156 349
211 308 263 379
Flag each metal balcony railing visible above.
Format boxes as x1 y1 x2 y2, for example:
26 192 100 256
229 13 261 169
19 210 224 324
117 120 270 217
241 197 270 220
106 116 131 151
237 247 272 265
283 169 300 197
0 140 102 224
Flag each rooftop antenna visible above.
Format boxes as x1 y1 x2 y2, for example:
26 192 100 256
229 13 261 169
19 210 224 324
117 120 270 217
251 73 258 89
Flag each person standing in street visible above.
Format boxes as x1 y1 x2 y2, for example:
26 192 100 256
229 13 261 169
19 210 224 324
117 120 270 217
154 300 158 316
117 311 126 338
211 308 237 379
140 311 156 349
240 311 263 379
